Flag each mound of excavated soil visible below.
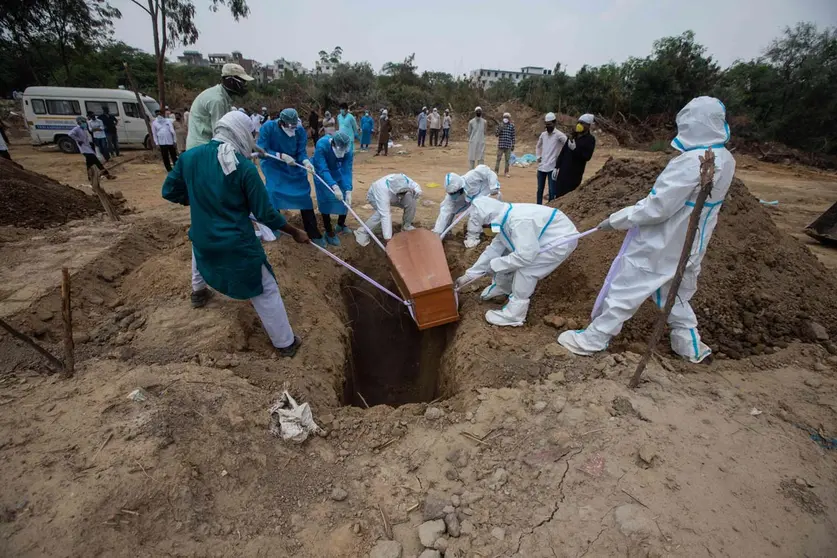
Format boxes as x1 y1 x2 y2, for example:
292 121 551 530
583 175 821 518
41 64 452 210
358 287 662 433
534 157 837 357
0 158 103 228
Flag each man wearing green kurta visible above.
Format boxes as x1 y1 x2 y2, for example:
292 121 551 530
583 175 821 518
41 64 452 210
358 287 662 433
186 63 253 151
163 110 309 357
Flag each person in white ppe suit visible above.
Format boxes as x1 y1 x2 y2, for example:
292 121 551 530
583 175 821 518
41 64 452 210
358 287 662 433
558 97 735 363
354 174 423 246
455 197 579 326
432 165 502 248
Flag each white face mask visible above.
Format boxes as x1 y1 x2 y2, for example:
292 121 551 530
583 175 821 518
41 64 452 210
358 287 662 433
332 145 347 159
503 118 509 124
282 126 295 138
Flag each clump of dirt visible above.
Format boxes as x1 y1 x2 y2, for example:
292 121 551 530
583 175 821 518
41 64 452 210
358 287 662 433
533 157 837 357
0 158 105 228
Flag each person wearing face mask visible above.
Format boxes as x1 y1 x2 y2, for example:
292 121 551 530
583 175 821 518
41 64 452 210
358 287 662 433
535 112 567 204
251 108 265 139
152 110 179 171
69 116 115 179
258 108 322 246
313 130 354 246
432 165 502 248
375 110 392 156
554 113 597 198
494 112 516 178
86 111 110 162
417 107 428 147
162 110 309 357
336 102 359 181
360 110 374 151
441 109 452 147
321 111 337 136
428 108 442 146
454 197 579 327
354 174 423 247
186 63 253 150
467 107 486 169
173 111 187 153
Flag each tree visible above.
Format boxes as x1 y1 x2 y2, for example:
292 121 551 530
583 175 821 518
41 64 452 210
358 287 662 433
129 0 249 109
318 46 343 65
0 0 120 89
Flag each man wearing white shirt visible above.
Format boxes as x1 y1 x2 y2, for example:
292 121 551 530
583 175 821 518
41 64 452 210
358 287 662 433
152 110 179 172
535 112 567 204
251 108 265 138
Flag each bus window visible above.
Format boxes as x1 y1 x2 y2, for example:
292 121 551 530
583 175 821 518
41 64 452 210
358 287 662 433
46 99 81 115
85 101 119 116
31 99 47 115
123 102 141 118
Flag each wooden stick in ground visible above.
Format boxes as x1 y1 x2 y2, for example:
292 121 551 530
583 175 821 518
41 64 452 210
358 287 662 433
629 147 716 389
0 318 64 373
88 166 120 222
61 267 74 378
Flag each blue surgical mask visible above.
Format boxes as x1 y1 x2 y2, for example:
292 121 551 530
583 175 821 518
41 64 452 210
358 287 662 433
340 109 347 116
80 123 88 129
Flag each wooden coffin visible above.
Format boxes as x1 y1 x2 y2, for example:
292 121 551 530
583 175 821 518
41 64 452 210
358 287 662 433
386 229 459 330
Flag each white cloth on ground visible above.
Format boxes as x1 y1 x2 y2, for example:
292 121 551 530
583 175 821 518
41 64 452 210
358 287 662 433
211 110 256 176
558 96 735 362
462 197 578 326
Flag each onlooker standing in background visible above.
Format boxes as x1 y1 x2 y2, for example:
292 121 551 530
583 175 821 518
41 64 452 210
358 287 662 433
152 110 179 172
186 63 253 149
321 111 336 136
441 109 452 147
172 111 188 153
87 111 110 162
375 109 392 156
428 108 442 146
99 105 120 157
467 107 486 169
494 112 516 177
416 107 428 147
69 116 115 179
308 109 320 146
360 110 374 151
554 114 597 198
535 112 567 204
337 102 360 150
251 109 264 139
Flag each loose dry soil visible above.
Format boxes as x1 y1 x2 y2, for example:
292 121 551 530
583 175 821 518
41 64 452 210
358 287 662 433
1 136 836 558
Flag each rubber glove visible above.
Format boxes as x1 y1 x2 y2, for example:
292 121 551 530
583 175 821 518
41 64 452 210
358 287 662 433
253 145 267 159
551 169 559 180
279 153 295 165
302 159 314 171
566 139 576 151
331 186 343 201
597 218 613 231
463 237 480 249
455 274 478 289
345 191 352 205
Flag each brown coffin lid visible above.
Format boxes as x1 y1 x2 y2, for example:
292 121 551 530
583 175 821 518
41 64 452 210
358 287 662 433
386 229 453 297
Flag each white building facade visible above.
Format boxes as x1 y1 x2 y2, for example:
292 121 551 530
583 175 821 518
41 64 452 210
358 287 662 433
470 66 553 88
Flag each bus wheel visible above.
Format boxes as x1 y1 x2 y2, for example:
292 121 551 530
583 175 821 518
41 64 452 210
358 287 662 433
56 135 77 154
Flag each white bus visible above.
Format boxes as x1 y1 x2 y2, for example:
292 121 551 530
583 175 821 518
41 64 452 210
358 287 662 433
22 86 160 153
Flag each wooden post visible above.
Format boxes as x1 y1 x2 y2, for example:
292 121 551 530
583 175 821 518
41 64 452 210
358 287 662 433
123 62 157 153
88 166 120 221
629 148 716 389
0 318 64 373
61 267 75 378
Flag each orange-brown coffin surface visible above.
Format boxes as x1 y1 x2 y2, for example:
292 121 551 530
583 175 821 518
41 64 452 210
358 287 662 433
386 229 459 330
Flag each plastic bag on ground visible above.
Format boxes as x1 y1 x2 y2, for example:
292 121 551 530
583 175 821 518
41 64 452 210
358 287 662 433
269 389 324 443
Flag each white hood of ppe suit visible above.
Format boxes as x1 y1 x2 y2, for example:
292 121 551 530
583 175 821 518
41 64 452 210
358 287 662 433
671 96 729 152
561 95 735 363
462 165 501 199
444 172 465 194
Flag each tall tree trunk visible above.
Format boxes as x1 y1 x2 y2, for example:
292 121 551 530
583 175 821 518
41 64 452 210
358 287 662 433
149 0 166 109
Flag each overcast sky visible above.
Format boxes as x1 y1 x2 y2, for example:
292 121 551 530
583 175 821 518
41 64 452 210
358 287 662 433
110 0 837 76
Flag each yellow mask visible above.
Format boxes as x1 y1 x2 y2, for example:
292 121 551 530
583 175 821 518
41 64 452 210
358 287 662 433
575 123 585 132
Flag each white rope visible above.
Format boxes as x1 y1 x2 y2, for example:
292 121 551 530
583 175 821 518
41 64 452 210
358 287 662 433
440 205 472 239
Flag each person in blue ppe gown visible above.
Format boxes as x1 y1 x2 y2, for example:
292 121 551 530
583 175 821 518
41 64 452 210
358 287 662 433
258 108 325 247
312 130 353 246
360 110 374 151
337 102 359 180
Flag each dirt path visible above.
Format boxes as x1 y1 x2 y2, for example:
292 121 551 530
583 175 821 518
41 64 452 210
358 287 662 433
1 137 836 557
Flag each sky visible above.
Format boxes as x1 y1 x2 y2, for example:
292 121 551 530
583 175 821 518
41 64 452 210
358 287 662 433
110 0 837 76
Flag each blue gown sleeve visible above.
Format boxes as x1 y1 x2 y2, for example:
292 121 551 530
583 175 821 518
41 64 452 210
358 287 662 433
161 158 189 205
257 122 277 157
295 127 309 163
313 141 337 187
340 150 354 191
239 158 287 231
